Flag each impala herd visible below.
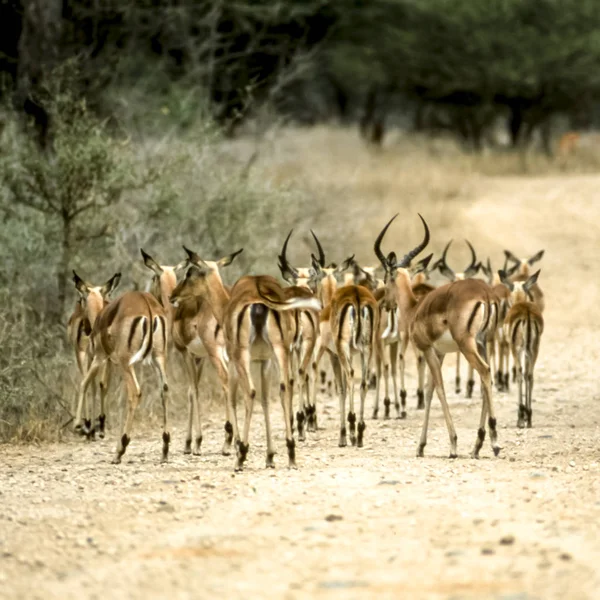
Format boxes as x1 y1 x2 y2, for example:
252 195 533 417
68 216 545 470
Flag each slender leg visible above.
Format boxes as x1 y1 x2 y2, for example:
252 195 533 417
271 343 296 469
416 349 426 410
311 340 326 423
183 352 197 455
75 356 101 434
152 353 171 463
97 362 111 439
417 364 436 457
390 341 402 418
422 349 457 458
398 332 409 416
112 364 142 464
466 363 475 399
455 351 461 394
232 346 255 471
192 358 204 454
206 346 232 456
462 338 500 457
261 360 276 468
329 352 346 447
357 348 371 447
382 349 391 420
514 344 525 428
336 340 356 446
373 343 382 419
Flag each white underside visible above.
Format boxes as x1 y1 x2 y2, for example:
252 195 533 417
432 329 459 355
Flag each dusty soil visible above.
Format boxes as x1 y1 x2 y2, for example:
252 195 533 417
2 166 600 599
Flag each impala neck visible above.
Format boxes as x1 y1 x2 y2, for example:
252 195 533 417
392 269 418 318
319 274 337 307
85 291 104 327
205 271 230 326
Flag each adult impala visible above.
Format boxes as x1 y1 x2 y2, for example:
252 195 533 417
374 215 501 459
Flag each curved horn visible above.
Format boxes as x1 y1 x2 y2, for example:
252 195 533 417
397 214 430 268
310 230 326 268
463 240 479 277
374 213 399 270
278 229 298 277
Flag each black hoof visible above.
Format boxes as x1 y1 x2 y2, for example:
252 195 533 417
372 408 379 420
398 411 407 420
183 439 192 455
449 453 458 459
266 451 276 469
493 446 501 456
417 443 426 458
383 398 391 419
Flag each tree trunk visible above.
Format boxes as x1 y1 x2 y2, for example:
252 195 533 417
57 215 72 321
15 0 63 147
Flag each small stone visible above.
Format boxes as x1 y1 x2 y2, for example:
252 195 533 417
569 460 576 468
325 514 343 522
559 552 572 561
500 535 516 545
481 547 495 555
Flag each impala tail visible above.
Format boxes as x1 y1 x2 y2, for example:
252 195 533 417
256 282 322 313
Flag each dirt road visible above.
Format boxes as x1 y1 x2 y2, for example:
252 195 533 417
2 166 600 599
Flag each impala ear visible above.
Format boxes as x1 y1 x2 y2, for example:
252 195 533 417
141 249 164 276
335 255 355 274
506 260 520 277
100 272 122 298
412 253 433 275
503 249 520 264
437 261 456 282
72 270 89 297
524 269 540 293
528 250 544 265
183 246 208 268
218 248 244 268
174 259 189 275
498 269 514 291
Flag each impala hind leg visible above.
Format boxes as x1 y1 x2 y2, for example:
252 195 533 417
416 349 427 410
357 350 371 447
398 334 410 415
260 360 276 468
372 344 383 419
389 341 402 419
328 353 346 447
337 342 356 445
271 344 296 469
151 354 171 463
112 364 141 464
455 351 461 394
514 345 526 428
96 362 111 439
421 349 457 457
183 353 202 455
75 356 102 435
466 363 475 399
417 363 436 456
462 339 500 458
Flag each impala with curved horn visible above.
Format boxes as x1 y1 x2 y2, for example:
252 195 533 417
69 270 121 437
433 239 481 399
276 230 321 437
374 215 501 459
141 249 233 456
172 246 321 471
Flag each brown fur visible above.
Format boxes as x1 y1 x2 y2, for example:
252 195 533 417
78 291 171 464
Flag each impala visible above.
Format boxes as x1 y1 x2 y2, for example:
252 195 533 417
433 239 481 398
172 247 321 471
504 250 545 313
141 249 234 456
76 290 171 463
371 253 433 420
277 230 321 437
311 273 380 447
375 215 501 459
480 258 512 391
500 269 544 428
69 270 121 437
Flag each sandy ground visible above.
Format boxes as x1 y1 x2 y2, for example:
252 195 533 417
2 162 600 599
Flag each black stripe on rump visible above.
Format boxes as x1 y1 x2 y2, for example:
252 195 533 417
141 318 152 360
511 319 521 348
272 309 284 341
128 316 143 350
354 288 362 343
467 302 483 334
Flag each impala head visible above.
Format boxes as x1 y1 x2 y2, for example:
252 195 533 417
277 229 317 290
141 248 188 306
410 253 434 286
72 270 121 322
503 249 544 279
170 246 243 304
499 268 541 304
348 259 385 291
374 213 431 281
432 239 479 281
